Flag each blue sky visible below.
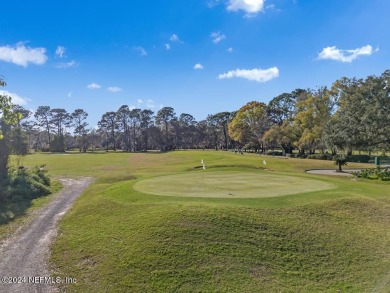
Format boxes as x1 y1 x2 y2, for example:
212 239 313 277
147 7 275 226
0 0 389 127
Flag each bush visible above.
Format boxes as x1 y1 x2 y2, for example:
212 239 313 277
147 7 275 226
8 165 52 200
50 135 66 152
352 169 372 179
374 167 390 181
265 151 284 156
352 167 390 181
31 165 51 186
0 165 52 224
0 182 11 202
347 154 370 163
306 154 333 160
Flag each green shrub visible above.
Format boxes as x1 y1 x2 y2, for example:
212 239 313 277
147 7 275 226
374 167 390 181
306 154 332 160
0 211 14 224
352 167 390 181
50 135 66 152
1 165 52 223
266 151 284 156
352 169 372 179
347 155 370 163
0 183 11 202
32 165 51 186
8 165 52 200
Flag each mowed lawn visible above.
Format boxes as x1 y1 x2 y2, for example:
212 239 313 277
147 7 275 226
21 151 390 292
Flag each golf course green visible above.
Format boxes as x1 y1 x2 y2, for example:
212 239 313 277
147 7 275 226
134 171 335 198
3 150 389 292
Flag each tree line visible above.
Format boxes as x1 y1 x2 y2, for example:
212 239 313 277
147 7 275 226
1 69 389 176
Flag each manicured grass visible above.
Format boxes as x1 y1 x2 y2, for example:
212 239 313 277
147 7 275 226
134 171 335 198
18 151 390 292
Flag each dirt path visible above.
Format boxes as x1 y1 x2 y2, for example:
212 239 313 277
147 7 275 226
0 177 93 293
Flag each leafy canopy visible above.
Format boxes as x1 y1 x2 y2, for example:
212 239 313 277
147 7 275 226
0 78 20 139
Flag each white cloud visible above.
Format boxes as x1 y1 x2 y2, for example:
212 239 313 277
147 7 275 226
227 0 265 14
134 46 147 56
207 0 220 8
107 86 122 93
87 83 101 90
67 92 72 98
56 60 78 68
227 47 234 53
0 42 47 67
265 3 281 12
146 99 155 108
318 45 377 63
55 46 66 58
170 34 181 42
211 32 226 44
218 67 279 82
165 43 171 50
0 90 29 105
137 99 144 105
194 63 204 70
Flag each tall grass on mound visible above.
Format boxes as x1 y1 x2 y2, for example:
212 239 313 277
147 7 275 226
0 165 52 224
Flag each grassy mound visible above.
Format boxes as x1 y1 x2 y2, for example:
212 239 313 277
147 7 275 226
18 150 390 292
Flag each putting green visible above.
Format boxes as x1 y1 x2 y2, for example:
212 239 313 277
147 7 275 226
133 171 335 198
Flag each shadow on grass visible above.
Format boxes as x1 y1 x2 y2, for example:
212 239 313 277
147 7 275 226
0 177 60 225
0 197 33 225
98 174 137 184
35 150 168 155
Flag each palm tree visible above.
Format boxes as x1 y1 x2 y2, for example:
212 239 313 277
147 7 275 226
334 155 348 172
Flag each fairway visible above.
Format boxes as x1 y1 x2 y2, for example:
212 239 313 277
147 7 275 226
133 171 335 198
8 151 389 292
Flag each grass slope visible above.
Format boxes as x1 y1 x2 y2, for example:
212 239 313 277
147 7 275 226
20 151 390 292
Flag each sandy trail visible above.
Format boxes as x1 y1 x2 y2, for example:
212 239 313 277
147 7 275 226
0 177 93 293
